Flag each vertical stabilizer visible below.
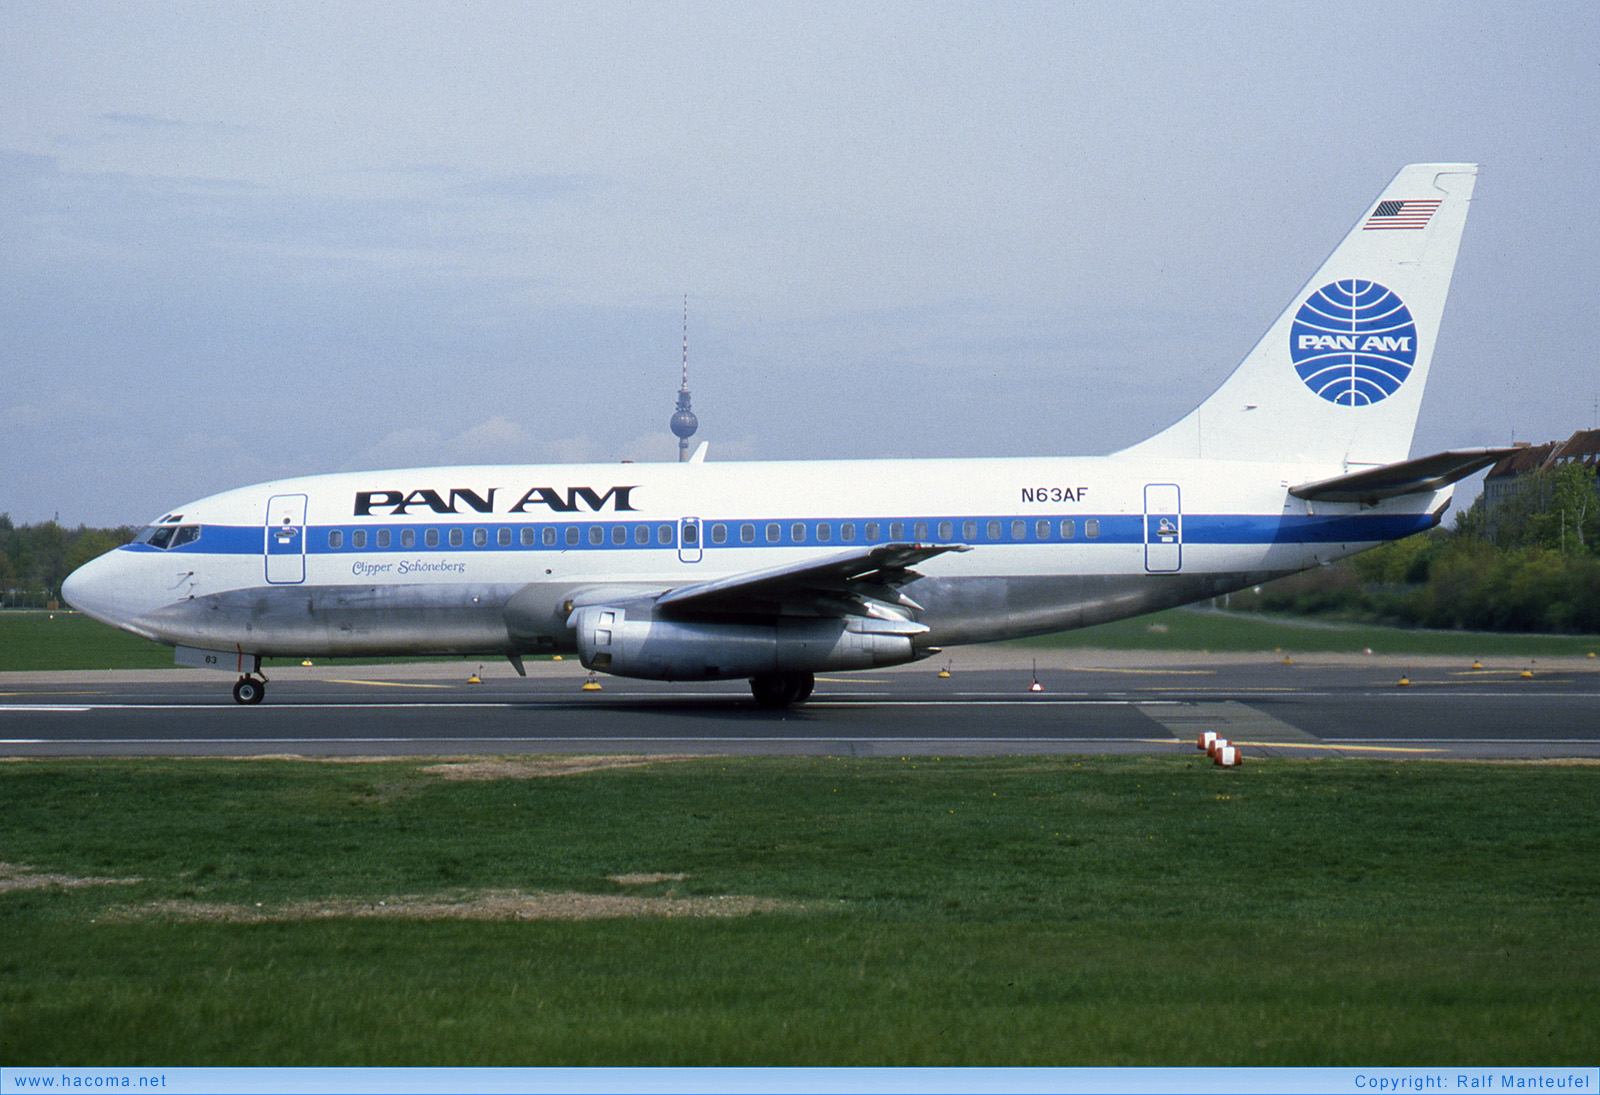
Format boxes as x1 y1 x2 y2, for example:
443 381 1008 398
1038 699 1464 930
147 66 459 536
1120 164 1477 467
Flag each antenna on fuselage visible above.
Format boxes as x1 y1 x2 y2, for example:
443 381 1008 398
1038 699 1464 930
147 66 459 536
669 294 699 462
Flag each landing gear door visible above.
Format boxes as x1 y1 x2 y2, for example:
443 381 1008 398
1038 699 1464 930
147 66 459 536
266 493 308 584
1144 484 1182 573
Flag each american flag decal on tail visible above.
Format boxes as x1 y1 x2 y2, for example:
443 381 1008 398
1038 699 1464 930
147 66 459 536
1363 198 1442 230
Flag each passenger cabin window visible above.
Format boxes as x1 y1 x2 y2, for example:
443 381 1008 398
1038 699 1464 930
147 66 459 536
913 521 928 541
889 522 904 540
588 526 603 546
402 528 416 548
544 527 558 546
635 525 650 545
791 523 806 542
682 523 698 545
1037 520 1051 540
472 528 487 547
962 521 977 540
612 525 627 545
766 523 780 543
865 522 880 541
1086 519 1100 539
938 521 953 540
711 524 727 545
657 525 673 545
498 528 512 547
841 523 855 542
817 523 830 542
987 520 1001 540
522 527 536 546
377 529 391 548
566 527 580 546
1060 519 1075 539
352 530 367 549
328 530 343 549
741 524 755 544
450 528 464 548
1012 520 1026 539
425 529 439 548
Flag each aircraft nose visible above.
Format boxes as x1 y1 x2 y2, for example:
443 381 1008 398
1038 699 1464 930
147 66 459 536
61 549 130 628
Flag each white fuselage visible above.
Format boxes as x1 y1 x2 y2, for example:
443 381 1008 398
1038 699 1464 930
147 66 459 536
63 453 1446 668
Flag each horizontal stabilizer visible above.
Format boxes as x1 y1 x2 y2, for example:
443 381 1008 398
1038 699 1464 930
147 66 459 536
1289 447 1519 505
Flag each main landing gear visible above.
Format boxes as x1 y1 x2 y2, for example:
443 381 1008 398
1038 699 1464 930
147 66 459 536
232 674 267 705
749 671 814 709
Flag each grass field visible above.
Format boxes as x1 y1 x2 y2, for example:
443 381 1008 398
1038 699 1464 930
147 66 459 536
2 755 1596 1065
3 607 1597 674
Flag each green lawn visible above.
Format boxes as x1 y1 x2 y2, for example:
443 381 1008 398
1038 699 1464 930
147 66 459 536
2 756 1595 1064
0 609 177 670
1012 607 1600 657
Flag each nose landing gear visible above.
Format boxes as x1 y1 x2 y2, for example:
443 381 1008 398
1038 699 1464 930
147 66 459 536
232 674 267 704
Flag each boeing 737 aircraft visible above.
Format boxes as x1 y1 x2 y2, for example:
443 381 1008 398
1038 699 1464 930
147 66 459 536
63 164 1510 706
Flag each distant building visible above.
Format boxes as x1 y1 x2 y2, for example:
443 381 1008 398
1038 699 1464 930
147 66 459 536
1480 430 1600 541
1550 429 1600 472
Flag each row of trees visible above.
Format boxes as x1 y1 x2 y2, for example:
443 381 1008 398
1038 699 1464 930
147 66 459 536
0 514 134 607
1237 462 1600 633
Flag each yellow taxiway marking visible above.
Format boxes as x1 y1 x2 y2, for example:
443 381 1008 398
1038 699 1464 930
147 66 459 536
1450 669 1546 677
0 690 112 697
1056 667 1216 676
324 679 453 690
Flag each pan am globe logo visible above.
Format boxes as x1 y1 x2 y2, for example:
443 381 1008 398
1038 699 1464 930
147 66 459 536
1289 280 1418 406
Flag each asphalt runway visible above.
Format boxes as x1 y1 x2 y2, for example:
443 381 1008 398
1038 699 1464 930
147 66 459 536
3 649 1597 760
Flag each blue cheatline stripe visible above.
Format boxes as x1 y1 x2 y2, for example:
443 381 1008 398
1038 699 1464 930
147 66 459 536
116 511 1436 558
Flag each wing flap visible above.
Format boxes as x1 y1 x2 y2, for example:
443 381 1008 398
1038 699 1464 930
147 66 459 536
655 542 968 618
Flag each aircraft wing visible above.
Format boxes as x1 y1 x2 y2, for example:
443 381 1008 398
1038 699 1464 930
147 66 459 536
1289 447 1520 505
654 542 969 619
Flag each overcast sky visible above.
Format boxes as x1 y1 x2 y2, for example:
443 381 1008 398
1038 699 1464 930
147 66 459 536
4 2 1598 526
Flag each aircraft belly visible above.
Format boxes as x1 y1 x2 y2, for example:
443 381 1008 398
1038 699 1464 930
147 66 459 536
910 570 1285 646
136 583 527 658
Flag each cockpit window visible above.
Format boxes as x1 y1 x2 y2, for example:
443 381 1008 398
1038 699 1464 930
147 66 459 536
135 524 201 550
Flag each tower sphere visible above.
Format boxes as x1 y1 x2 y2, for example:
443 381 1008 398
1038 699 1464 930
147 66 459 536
670 395 698 440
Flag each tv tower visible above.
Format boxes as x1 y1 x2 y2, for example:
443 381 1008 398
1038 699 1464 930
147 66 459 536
669 295 699 462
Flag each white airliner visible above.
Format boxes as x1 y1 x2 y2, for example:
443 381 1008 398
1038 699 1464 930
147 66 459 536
64 163 1510 707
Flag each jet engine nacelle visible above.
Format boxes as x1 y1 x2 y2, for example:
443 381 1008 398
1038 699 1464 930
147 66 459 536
567 605 930 681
